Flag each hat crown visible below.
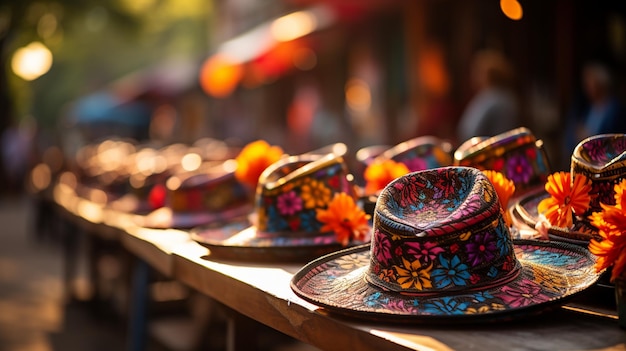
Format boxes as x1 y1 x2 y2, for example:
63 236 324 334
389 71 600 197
379 135 453 172
254 148 354 236
571 133 626 218
167 161 250 212
453 127 551 196
367 167 520 295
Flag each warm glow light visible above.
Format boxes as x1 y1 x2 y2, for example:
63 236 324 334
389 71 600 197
166 176 182 191
77 199 103 223
181 153 202 171
500 0 523 20
30 163 51 191
129 174 146 189
418 44 450 96
11 41 53 81
345 78 371 112
293 47 317 71
199 54 243 98
271 11 317 42
223 159 238 173
59 171 77 188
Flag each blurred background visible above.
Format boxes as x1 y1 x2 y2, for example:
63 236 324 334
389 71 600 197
3 0 626 190
1 0 626 350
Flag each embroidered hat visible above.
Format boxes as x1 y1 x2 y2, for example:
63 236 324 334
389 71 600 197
291 167 600 323
511 133 626 244
378 135 453 172
190 143 371 262
138 160 253 229
359 136 453 212
453 127 551 198
106 139 240 215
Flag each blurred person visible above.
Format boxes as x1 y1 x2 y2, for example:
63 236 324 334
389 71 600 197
456 49 520 143
564 61 626 154
1 118 36 195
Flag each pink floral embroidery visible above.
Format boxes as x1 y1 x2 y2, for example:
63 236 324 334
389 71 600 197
276 190 302 216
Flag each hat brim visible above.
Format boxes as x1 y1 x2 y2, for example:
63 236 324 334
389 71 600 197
190 218 366 263
290 239 600 323
511 190 600 245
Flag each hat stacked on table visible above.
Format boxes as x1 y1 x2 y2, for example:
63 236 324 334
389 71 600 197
137 140 281 229
190 143 372 262
291 167 601 323
511 133 626 245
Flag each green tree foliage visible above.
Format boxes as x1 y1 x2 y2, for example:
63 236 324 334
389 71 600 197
1 0 211 129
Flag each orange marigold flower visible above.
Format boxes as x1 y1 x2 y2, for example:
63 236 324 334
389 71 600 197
588 210 616 234
587 181 626 282
364 159 410 195
614 179 626 209
482 170 515 225
235 140 284 189
589 227 626 282
598 202 626 233
316 193 371 246
537 172 591 228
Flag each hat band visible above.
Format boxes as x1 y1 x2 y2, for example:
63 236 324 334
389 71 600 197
168 174 250 212
377 264 522 298
366 211 519 295
571 161 626 180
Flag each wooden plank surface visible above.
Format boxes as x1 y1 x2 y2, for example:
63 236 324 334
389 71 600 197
171 240 626 351
121 226 190 277
51 183 626 351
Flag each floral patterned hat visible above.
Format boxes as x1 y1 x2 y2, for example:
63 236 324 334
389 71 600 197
136 140 282 229
359 136 453 211
291 167 600 323
453 127 551 198
137 160 254 229
378 135 453 172
190 143 371 262
511 133 626 244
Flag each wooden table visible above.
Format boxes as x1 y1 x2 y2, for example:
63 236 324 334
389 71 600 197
50 181 626 351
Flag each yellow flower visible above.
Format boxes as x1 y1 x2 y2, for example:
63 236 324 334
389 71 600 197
394 257 433 290
316 193 370 246
364 159 410 195
301 179 331 209
537 172 591 228
235 140 284 189
482 170 515 226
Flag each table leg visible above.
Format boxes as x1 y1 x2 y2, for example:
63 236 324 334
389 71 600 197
127 258 150 351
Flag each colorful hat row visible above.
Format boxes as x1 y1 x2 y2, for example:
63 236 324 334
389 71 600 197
75 128 619 324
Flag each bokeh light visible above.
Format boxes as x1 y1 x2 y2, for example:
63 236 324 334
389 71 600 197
271 10 317 42
199 54 243 98
500 0 523 20
11 42 53 81
345 78 372 113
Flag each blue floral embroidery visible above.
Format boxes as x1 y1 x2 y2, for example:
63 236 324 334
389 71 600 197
423 297 468 315
364 292 389 308
472 291 494 303
266 205 288 232
386 198 404 218
495 222 509 256
487 266 498 278
431 255 471 288
299 210 321 232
